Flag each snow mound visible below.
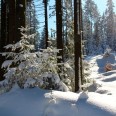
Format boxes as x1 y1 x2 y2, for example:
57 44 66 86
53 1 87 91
0 87 116 116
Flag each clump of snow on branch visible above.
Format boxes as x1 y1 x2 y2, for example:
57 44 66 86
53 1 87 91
38 72 69 91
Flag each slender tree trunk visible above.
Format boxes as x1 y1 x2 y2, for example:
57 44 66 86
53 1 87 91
33 3 37 50
74 0 82 92
44 0 48 48
29 3 32 34
65 1 68 46
0 0 7 80
56 0 63 63
16 0 26 42
79 0 84 85
7 0 16 44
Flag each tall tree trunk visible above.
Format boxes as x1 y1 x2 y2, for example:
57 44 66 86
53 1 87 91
29 2 32 34
56 0 63 63
16 0 26 42
7 0 16 44
0 0 26 80
44 0 48 48
74 0 82 92
0 0 7 80
65 1 68 46
79 0 84 85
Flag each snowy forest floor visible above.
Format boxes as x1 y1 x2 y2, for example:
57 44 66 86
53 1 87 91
0 53 116 116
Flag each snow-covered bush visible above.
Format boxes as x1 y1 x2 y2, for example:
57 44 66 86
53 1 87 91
81 60 94 91
36 44 72 91
82 80 102 92
83 60 91 82
61 59 75 91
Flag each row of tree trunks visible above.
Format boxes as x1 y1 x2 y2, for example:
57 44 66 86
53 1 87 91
0 0 83 92
56 0 83 91
0 0 26 80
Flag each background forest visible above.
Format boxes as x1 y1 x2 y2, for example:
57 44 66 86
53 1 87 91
0 0 116 54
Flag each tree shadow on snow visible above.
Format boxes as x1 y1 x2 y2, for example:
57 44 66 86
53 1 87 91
76 99 116 116
102 76 116 82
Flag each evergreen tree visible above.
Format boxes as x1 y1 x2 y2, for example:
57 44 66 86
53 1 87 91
26 0 40 50
93 16 102 54
113 14 116 51
1 26 70 91
63 0 74 60
63 0 73 46
100 13 107 53
106 0 115 50
83 0 100 54
39 27 46 49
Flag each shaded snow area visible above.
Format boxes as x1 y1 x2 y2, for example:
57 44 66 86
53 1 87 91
0 53 116 116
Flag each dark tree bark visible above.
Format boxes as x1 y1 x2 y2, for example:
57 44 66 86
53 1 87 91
16 0 26 42
0 0 26 80
7 0 16 44
56 0 63 63
43 0 48 48
0 0 7 80
63 1 68 45
79 0 84 85
0 0 7 50
29 2 32 34
74 0 82 92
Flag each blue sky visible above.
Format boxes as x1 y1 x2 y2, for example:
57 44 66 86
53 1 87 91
94 0 116 14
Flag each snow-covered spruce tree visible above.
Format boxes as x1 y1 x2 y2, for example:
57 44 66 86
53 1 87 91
106 0 115 51
81 60 98 91
0 27 70 91
1 26 37 88
83 0 101 55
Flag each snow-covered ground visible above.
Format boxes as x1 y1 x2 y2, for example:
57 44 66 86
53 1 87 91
0 53 116 116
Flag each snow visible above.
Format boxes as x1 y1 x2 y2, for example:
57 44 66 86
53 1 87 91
19 4 23 8
0 53 116 116
64 62 72 69
2 60 13 69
